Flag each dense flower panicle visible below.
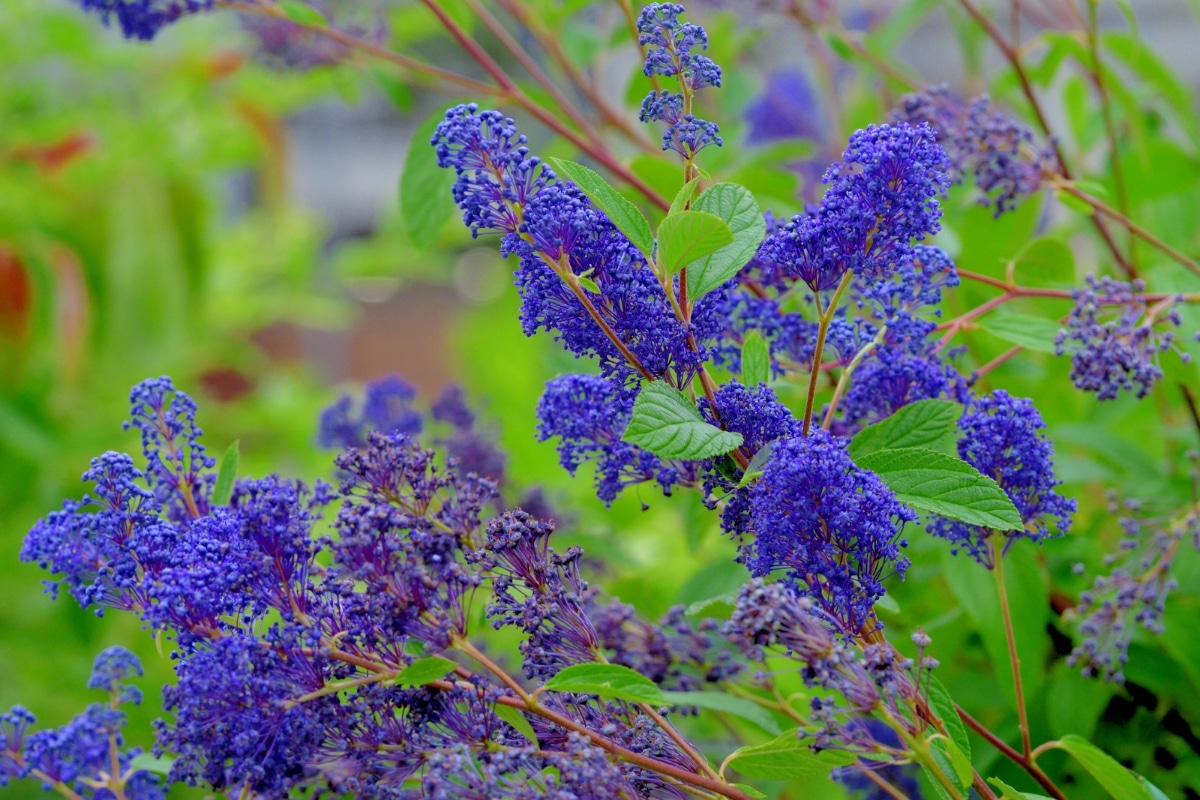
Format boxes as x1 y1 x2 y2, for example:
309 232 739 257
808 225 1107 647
1069 499 1200 683
636 4 723 158
21 451 159 611
856 244 960 320
710 290 822 377
725 582 919 756
239 1 388 69
319 375 422 450
77 0 212 40
511 183 705 384
744 67 825 144
536 374 688 504
126 377 216 521
929 391 1075 566
832 315 966 433
758 124 949 293
2 649 162 798
893 85 1054 215
431 385 476 429
1056 275 1184 401
474 511 601 679
432 104 554 236
745 430 915 634
637 3 722 88
159 634 331 794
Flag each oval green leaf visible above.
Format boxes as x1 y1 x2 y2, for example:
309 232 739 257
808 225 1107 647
725 728 856 780
1057 734 1160 800
403 109 457 250
847 400 960 458
687 183 767 300
542 663 667 704
622 382 743 460
395 655 457 687
211 439 240 507
979 313 1064 355
853 447 1023 531
657 210 733 275
551 159 655 260
740 330 770 387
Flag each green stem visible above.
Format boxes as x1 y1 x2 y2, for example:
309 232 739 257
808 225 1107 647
802 272 853 435
991 538 1032 759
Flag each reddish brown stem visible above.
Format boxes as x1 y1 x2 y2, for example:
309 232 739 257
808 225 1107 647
955 704 1068 800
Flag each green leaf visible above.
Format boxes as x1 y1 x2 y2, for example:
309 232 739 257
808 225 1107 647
278 0 327 25
662 690 781 734
737 442 774 488
128 753 176 776
211 440 240 507
656 211 733 275
401 110 457 250
740 330 770 387
1057 734 1158 800
874 594 900 615
848 400 960 459
684 591 738 618
932 734 973 791
725 728 856 780
542 663 667 704
577 275 601 294
926 677 971 765
988 777 1051 799
853 448 1023 531
669 176 702 216
687 183 767 300
395 656 457 687
979 314 1063 355
622 382 744 460
551 159 655 259
494 704 539 746
1011 237 1075 287
1055 187 1095 216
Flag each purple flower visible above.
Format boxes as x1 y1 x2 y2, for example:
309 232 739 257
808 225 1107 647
744 67 825 144
929 391 1075 566
2 650 162 799
832 314 967 433
432 104 554 237
512 183 701 384
758 124 949 293
745 430 915 635
77 0 212 40
893 85 1054 215
535 374 687 504
1069 498 1199 682
125 377 216 521
319 375 422 450
1056 275 1184 401
637 3 722 88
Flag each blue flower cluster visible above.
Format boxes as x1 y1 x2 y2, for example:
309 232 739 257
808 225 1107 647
2 648 162 799
757 123 950 293
1070 497 1200 683
893 85 1055 216
77 0 212 40
24 378 737 796
1056 275 1185 400
745 431 915 635
929 391 1075 566
320 376 507 484
636 4 724 157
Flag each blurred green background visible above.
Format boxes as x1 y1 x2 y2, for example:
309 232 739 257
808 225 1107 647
5 1 1200 798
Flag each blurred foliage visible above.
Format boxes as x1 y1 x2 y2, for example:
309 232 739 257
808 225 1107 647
6 0 1200 798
